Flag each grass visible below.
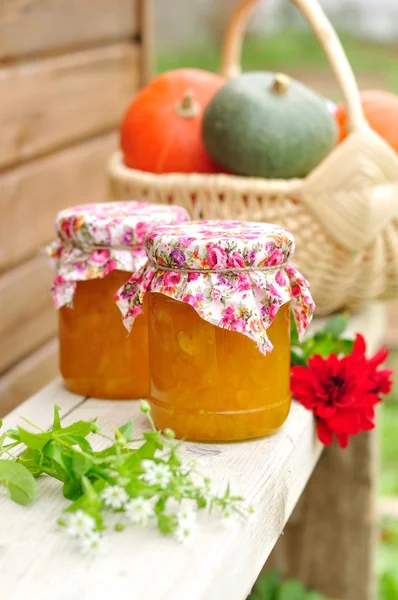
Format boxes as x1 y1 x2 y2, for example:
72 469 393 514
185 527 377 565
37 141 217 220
157 29 398 96
156 28 398 599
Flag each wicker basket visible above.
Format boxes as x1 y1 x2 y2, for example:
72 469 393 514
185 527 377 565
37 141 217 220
108 0 398 315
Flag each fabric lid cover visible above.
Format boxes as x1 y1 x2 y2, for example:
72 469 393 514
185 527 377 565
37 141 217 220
116 220 315 354
47 201 190 308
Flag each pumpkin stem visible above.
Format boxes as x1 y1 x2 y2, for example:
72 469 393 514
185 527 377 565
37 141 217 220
176 90 200 118
271 73 290 95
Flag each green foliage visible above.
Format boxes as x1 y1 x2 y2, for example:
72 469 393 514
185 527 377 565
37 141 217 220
290 312 353 367
0 403 251 552
379 572 398 600
0 460 37 505
247 571 328 600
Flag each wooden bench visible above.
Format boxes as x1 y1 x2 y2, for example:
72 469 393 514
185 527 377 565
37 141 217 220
0 303 386 600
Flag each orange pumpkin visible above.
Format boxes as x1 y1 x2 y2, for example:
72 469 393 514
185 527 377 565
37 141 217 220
120 68 226 174
336 90 398 151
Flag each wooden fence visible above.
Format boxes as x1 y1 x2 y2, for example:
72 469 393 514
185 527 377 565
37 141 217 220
0 0 152 416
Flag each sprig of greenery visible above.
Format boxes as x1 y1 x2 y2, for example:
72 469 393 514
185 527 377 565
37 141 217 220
0 402 252 553
291 312 354 367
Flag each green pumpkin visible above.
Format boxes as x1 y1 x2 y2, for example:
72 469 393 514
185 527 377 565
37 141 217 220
202 72 338 179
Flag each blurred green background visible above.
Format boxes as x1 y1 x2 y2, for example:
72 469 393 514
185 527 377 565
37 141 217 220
156 10 398 598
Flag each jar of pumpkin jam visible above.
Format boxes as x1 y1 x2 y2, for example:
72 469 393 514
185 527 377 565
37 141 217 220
117 220 315 440
47 201 189 399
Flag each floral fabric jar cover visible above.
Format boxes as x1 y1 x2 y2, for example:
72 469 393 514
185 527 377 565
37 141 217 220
47 201 190 308
116 220 315 353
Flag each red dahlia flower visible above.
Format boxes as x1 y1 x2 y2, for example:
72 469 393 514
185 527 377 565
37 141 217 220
291 334 393 448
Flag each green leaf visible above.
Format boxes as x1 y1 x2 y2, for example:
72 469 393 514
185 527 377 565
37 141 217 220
53 420 92 441
68 435 92 454
138 440 157 459
43 440 73 479
18 448 44 477
278 580 307 600
4 429 20 441
17 427 51 450
305 593 325 600
72 452 92 478
143 432 164 449
322 313 349 339
0 459 37 505
125 478 154 498
52 404 62 431
118 420 133 442
336 338 354 356
308 336 337 358
82 476 98 502
65 476 102 516
290 348 308 367
157 513 176 534
290 312 299 344
63 478 83 501
195 495 207 509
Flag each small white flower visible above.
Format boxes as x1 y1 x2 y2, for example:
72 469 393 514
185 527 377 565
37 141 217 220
66 510 96 539
79 531 103 555
175 508 197 544
125 497 155 525
142 462 172 489
141 459 154 470
101 485 129 510
175 521 196 543
178 459 197 476
155 447 172 461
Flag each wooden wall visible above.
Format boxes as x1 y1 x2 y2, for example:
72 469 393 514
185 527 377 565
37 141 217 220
0 0 153 416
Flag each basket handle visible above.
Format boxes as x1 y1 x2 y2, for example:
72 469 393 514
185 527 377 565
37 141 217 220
220 0 366 134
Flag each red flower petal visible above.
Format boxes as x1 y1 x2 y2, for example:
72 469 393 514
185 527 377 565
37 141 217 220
316 420 334 445
336 432 349 448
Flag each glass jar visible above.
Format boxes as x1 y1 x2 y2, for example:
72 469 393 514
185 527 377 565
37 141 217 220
48 201 189 399
117 220 315 439
59 270 149 399
148 294 291 440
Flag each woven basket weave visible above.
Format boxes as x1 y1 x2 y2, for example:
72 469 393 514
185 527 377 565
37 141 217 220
108 0 398 315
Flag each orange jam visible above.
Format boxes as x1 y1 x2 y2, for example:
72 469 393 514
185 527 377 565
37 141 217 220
59 270 148 399
148 293 291 441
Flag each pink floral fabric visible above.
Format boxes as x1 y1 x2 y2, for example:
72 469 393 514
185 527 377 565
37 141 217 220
47 201 189 308
116 221 315 354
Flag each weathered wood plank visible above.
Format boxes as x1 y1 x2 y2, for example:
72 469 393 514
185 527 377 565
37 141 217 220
0 254 56 374
0 337 58 417
1 385 322 600
0 43 138 169
267 303 387 600
0 0 138 61
2 378 84 429
137 0 154 84
0 132 117 272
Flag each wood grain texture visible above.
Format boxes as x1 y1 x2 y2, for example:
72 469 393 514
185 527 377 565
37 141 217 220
0 0 138 61
137 0 154 84
0 305 384 600
0 43 138 169
1 387 323 600
0 254 56 373
0 132 117 272
267 303 387 600
0 337 58 417
2 377 84 429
